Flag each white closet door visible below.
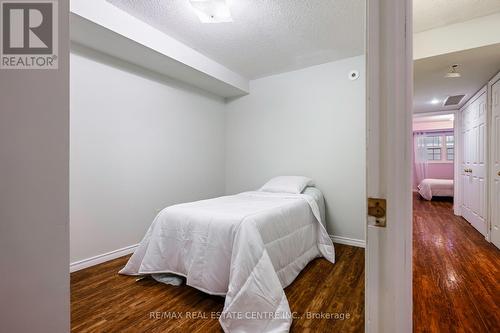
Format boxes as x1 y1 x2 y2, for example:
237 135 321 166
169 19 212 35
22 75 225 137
490 78 500 249
461 90 487 236
462 106 471 215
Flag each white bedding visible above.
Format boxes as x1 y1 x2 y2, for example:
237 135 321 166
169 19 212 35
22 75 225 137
418 178 454 200
119 190 334 332
302 186 326 226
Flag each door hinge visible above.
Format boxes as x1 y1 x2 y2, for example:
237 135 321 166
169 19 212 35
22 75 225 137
368 198 387 227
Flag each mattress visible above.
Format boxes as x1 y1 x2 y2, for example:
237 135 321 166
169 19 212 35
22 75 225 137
119 189 334 332
418 178 454 201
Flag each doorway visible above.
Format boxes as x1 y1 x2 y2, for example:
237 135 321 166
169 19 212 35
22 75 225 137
411 3 500 330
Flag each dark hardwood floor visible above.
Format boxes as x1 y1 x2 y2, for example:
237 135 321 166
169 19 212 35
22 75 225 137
71 243 364 332
413 194 500 332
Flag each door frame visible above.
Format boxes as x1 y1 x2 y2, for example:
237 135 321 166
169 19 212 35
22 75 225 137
365 0 413 332
487 71 500 244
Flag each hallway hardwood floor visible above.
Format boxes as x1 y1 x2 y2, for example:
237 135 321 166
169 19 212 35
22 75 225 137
413 194 500 332
71 243 364 332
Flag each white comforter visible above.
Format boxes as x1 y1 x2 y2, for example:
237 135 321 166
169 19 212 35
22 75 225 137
418 178 454 200
119 191 335 332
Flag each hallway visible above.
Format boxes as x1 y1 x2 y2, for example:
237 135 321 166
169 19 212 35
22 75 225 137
413 194 500 332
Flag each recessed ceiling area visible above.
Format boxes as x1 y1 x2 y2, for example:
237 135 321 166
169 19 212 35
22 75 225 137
106 0 365 79
413 0 500 33
414 43 500 113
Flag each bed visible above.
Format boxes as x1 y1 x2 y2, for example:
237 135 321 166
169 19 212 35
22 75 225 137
120 177 334 332
417 178 454 200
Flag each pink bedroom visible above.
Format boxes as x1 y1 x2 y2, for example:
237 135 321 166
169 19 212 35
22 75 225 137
413 113 455 200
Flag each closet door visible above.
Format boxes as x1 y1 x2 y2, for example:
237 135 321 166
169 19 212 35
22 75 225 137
460 90 487 236
461 104 472 216
490 78 500 248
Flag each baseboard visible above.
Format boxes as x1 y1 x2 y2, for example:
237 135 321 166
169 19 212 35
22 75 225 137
70 235 364 272
330 235 365 248
70 243 139 273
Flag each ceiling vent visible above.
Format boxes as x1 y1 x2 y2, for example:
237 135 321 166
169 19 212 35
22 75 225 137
443 94 465 106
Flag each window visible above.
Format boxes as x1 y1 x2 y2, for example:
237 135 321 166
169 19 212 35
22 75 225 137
427 148 442 160
425 135 442 147
447 148 454 161
425 135 443 161
421 133 454 162
446 135 454 161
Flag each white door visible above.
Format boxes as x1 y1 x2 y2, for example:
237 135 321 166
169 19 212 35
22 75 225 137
490 75 500 248
460 89 487 236
366 0 412 332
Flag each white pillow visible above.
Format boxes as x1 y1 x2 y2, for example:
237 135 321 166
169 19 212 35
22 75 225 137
259 176 315 194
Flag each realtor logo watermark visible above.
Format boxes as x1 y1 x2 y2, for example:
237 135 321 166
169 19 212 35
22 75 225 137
0 0 58 69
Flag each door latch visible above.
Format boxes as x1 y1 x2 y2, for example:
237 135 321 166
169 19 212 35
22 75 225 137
368 198 386 227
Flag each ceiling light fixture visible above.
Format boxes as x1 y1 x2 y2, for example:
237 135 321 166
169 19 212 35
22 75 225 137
430 98 440 105
189 0 233 23
445 64 461 78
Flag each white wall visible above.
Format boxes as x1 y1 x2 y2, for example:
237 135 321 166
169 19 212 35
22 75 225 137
0 1 69 331
225 56 366 242
70 44 226 263
71 53 366 264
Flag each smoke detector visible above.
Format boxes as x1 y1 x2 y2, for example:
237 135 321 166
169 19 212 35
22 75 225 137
445 64 461 78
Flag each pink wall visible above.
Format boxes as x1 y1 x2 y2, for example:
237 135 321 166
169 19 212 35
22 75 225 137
427 163 454 179
413 162 454 189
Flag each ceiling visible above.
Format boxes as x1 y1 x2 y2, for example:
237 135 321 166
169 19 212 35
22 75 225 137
414 0 500 33
414 43 500 113
107 0 365 79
